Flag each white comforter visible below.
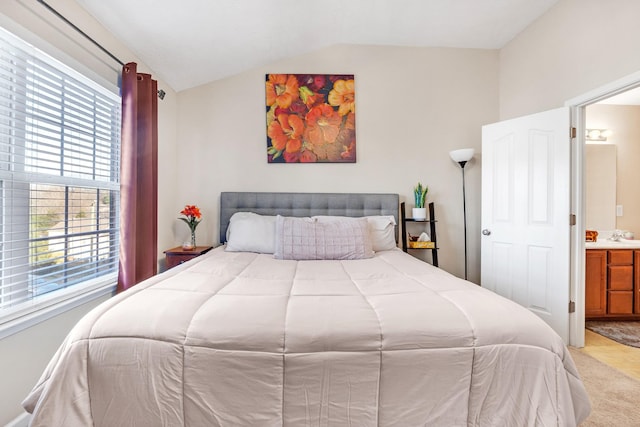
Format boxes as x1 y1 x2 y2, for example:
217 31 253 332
23 247 590 426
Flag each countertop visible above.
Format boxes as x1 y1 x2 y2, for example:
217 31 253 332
586 239 640 250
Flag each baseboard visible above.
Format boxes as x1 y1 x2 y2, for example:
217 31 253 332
4 412 30 427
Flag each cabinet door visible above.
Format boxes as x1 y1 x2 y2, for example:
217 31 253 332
585 250 607 317
608 291 633 314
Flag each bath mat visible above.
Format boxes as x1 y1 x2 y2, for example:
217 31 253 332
585 321 640 348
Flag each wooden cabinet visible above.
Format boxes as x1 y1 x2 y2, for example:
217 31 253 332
586 248 640 319
585 250 606 317
164 246 213 269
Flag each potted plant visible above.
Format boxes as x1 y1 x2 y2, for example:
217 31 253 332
413 182 428 220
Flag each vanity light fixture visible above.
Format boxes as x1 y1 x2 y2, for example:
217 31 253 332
586 128 612 142
449 148 475 280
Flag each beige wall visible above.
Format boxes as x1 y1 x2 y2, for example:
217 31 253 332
586 104 640 235
499 0 640 119
176 45 499 283
0 0 177 423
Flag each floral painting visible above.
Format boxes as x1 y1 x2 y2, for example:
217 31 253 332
266 74 356 163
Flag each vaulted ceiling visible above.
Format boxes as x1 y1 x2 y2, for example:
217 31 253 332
76 0 560 92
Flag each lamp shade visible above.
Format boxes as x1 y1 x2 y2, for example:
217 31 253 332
449 148 475 163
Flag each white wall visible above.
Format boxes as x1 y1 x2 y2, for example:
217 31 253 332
499 0 640 120
176 44 499 283
0 1 177 423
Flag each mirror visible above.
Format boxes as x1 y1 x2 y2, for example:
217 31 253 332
585 92 640 238
585 144 616 230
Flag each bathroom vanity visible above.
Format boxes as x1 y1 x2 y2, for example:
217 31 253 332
585 241 640 319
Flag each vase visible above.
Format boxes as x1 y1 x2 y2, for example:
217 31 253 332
190 229 196 249
412 207 427 220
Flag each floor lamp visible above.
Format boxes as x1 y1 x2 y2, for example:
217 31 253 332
449 148 475 280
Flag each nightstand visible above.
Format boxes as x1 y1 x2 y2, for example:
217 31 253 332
164 246 213 269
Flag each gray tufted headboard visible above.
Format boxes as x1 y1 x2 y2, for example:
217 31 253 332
219 192 399 244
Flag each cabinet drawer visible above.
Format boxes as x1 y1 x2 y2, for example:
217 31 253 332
166 254 197 269
608 291 634 314
164 246 213 270
608 250 633 265
608 265 633 290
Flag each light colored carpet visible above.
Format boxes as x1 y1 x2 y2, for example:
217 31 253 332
569 347 640 426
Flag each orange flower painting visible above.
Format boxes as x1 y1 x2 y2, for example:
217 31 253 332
266 74 356 163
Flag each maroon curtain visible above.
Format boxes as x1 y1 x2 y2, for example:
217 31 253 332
117 62 158 292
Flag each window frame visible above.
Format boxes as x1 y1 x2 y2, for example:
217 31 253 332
0 274 115 339
0 26 121 339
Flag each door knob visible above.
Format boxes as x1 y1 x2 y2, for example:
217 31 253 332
482 229 491 236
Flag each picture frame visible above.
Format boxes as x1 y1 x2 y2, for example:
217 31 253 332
266 74 356 163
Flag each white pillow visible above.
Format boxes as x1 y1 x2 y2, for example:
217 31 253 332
225 212 276 254
274 215 374 260
365 215 397 251
313 215 397 252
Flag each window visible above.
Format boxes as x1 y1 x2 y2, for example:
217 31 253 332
0 26 121 328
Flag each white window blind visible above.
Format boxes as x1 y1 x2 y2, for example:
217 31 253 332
0 26 121 315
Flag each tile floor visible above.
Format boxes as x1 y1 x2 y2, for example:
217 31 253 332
580 329 640 381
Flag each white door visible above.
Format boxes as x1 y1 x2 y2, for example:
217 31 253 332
481 107 571 342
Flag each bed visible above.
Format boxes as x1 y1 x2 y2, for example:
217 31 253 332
23 192 590 426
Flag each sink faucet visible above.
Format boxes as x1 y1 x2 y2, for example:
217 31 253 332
610 230 624 241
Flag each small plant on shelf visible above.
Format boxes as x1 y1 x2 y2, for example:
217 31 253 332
412 182 429 220
414 182 428 208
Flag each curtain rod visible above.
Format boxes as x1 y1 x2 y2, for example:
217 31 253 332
36 0 124 66
36 0 166 99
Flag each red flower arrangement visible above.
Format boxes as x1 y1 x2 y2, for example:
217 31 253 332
179 205 202 249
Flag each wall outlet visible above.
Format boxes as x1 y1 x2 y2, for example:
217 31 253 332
616 205 623 217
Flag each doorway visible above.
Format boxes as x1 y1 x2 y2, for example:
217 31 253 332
566 70 640 347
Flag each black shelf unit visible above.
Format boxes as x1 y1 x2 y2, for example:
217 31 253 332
400 201 438 267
